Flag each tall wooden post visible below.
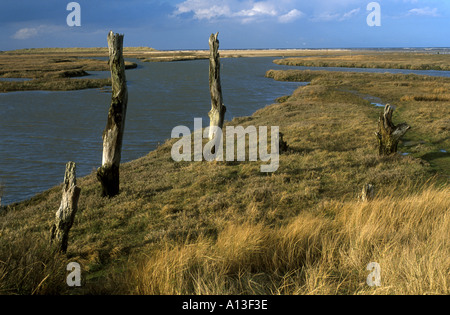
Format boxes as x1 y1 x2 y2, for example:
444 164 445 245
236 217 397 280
375 104 410 156
97 31 128 197
208 32 226 141
51 162 81 253
278 132 289 153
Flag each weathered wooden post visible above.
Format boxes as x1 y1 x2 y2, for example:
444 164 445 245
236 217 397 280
97 31 128 197
208 32 226 143
360 183 375 202
50 162 81 253
278 132 289 153
375 104 410 156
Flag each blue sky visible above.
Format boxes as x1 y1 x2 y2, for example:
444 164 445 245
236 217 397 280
1 0 448 50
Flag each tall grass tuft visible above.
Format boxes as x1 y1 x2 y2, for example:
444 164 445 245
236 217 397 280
126 184 449 295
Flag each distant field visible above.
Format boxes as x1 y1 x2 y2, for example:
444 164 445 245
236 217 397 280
1 47 353 61
0 51 137 93
134 48 354 62
274 52 450 71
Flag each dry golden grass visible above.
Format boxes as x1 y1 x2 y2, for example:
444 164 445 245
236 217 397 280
128 185 449 295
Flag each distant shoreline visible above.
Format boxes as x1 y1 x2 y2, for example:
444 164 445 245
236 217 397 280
1 48 449 93
3 47 448 62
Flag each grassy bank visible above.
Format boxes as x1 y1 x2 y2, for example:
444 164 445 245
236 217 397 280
0 67 448 295
0 53 137 93
266 69 450 175
274 52 450 71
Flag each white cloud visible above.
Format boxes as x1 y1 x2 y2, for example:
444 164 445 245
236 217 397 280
235 2 278 18
12 27 39 40
174 0 232 20
311 12 340 22
341 8 360 20
311 7 361 22
408 7 439 17
173 0 304 23
279 9 304 23
12 25 65 40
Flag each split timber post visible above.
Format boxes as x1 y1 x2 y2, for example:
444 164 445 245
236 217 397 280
97 31 128 197
360 183 375 202
208 32 226 145
50 162 81 253
375 104 410 156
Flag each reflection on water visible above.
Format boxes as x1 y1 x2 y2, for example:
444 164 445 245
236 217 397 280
0 57 304 205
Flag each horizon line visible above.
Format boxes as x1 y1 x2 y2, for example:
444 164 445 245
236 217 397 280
2 46 450 53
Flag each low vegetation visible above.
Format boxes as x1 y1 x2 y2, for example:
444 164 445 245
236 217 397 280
266 69 450 174
130 186 449 295
274 52 450 71
0 52 448 295
0 52 137 93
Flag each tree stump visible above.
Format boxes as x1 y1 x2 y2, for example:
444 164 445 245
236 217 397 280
208 32 226 142
360 183 375 202
278 132 289 153
375 104 410 156
50 162 81 253
97 31 128 197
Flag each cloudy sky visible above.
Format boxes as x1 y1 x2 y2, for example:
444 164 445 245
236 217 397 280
1 0 448 50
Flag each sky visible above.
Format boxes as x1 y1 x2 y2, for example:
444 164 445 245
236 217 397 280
0 0 449 50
